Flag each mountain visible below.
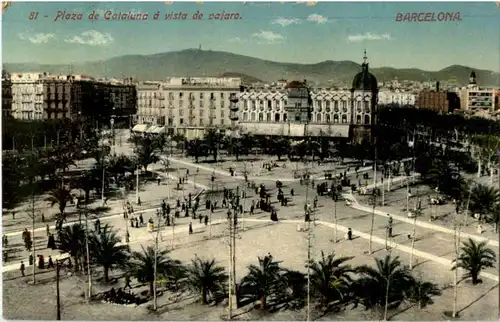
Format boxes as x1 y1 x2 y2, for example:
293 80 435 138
4 49 499 86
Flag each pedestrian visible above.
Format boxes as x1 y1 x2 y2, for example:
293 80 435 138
199 214 203 224
20 261 25 277
46 224 50 237
139 213 144 226
47 233 56 250
135 218 139 228
125 231 130 244
157 177 161 185
347 228 352 240
204 215 208 226
138 197 142 206
2 234 8 247
29 254 33 266
388 215 393 237
124 275 132 290
38 255 45 269
189 222 193 234
48 255 54 269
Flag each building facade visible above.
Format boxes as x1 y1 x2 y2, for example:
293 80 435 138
238 51 379 139
458 71 497 118
135 77 241 139
2 69 12 118
8 72 136 121
378 90 416 106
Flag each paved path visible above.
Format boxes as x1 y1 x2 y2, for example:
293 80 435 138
6 216 497 283
346 176 500 248
167 156 374 182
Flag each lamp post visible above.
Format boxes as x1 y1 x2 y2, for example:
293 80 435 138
136 163 140 205
56 257 72 320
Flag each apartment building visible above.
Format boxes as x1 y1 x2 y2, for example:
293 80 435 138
458 71 497 118
2 69 12 118
135 77 241 139
8 72 137 121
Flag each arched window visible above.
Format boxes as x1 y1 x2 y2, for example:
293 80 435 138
242 112 248 121
356 115 361 124
364 114 370 124
326 114 331 123
259 113 264 121
341 114 347 123
316 113 322 123
251 112 256 121
266 113 271 121
333 114 339 123
275 113 280 122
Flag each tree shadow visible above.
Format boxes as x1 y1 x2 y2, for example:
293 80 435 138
458 283 498 314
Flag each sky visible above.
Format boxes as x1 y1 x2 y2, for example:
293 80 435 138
2 1 499 71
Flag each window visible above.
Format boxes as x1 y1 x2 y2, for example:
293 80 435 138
295 102 302 108
342 114 347 123
259 113 264 121
221 119 225 125
267 100 272 109
244 100 248 109
221 110 225 117
284 114 287 122
179 92 183 98
180 118 184 124
326 114 331 123
266 113 271 121
275 113 280 122
243 112 248 121
356 115 361 124
200 93 204 99
364 115 370 124
210 93 215 99
316 114 321 123
220 92 224 98
251 113 256 121
295 114 301 122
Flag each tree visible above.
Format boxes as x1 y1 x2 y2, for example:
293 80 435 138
134 142 159 172
452 238 497 285
186 139 208 163
470 184 500 223
72 170 100 204
354 255 414 312
58 224 86 271
130 245 183 296
89 224 130 283
309 251 354 309
405 277 441 309
45 185 73 226
240 256 284 310
204 128 224 162
185 256 228 304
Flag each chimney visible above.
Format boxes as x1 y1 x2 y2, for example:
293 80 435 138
436 81 440 92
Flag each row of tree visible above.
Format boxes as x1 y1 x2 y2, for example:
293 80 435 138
56 222 496 317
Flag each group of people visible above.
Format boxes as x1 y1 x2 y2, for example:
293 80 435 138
20 254 55 276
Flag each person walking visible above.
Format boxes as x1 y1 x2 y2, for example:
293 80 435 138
347 228 352 241
48 255 55 269
137 196 142 206
139 213 144 226
204 215 208 226
46 224 50 237
20 261 25 277
189 222 193 235
29 254 34 266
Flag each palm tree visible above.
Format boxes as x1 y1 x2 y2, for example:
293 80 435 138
72 170 100 204
185 256 228 304
57 224 86 271
405 278 441 309
45 185 73 225
89 224 130 283
309 251 354 309
240 256 284 310
470 184 500 223
452 238 497 285
130 245 183 296
281 269 307 307
354 255 414 312
134 143 159 172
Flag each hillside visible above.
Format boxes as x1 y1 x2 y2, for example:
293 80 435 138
4 49 499 86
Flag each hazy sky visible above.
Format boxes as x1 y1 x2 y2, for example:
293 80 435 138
2 1 499 71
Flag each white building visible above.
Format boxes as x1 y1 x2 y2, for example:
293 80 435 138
459 71 497 118
378 90 416 106
135 77 241 139
10 72 46 120
237 51 379 140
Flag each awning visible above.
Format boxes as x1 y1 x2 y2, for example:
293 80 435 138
132 124 150 133
151 126 165 134
146 126 158 133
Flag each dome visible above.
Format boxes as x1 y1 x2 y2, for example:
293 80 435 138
351 50 378 92
352 64 378 92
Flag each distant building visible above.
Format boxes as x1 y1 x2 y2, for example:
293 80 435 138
9 72 136 121
2 69 12 118
378 90 416 106
416 81 460 113
238 50 379 139
134 77 241 139
458 71 497 118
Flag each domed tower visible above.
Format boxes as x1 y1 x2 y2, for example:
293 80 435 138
350 50 378 140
